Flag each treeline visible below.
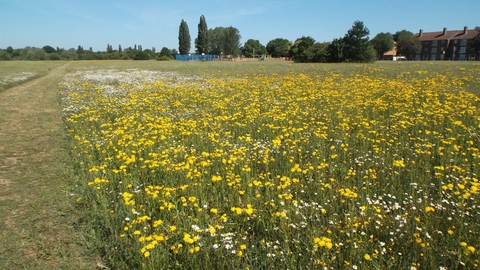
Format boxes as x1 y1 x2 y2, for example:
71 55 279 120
0 44 178 61
180 17 422 63
1 16 437 63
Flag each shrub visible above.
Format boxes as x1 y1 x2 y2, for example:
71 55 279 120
47 53 61 61
156 55 171 61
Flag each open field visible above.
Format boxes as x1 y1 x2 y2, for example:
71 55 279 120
0 61 66 93
1 60 480 269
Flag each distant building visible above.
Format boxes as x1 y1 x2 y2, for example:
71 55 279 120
415 27 479 60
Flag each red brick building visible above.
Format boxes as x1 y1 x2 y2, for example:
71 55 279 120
415 27 479 60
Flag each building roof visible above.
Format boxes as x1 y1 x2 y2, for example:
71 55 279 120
416 27 479 41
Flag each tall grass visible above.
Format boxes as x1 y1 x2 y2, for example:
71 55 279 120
61 62 480 269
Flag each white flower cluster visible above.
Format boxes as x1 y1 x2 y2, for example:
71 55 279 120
0 72 36 85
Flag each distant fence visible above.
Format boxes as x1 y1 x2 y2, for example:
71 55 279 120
175 54 219 61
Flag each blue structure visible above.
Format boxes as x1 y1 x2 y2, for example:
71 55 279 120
175 54 219 61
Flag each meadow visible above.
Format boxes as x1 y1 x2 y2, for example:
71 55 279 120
0 61 65 93
2 60 479 269
54 60 480 269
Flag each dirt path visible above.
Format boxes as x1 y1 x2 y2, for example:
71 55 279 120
0 62 97 269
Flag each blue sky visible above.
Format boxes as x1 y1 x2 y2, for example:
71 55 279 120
1 0 479 52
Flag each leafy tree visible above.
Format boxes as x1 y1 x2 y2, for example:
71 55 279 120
327 38 346 62
22 47 47 60
306 42 330 62
394 30 421 58
159 47 173 59
221 26 241 56
6 46 14 54
0 50 12 60
106 44 113 53
342 20 375 62
370 32 394 59
42 45 56 54
143 49 156 58
266 38 292 57
178 19 191 54
207 27 224 54
77 45 84 53
195 15 208 54
47 53 61 60
471 26 480 51
62 48 78 60
133 50 150 60
118 44 123 53
243 39 266 57
289 36 315 62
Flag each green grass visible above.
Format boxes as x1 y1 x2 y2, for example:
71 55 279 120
1 60 480 269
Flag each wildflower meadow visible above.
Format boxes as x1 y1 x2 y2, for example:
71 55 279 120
60 63 480 269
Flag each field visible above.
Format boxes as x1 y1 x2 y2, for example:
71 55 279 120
2 60 480 269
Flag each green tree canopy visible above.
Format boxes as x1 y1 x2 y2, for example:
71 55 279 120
221 26 241 56
394 30 421 58
243 39 266 57
178 19 191 54
207 27 224 54
159 47 173 59
342 20 375 62
327 38 346 62
195 15 208 54
471 26 480 51
306 42 329 63
266 38 292 57
289 36 315 62
370 32 394 59
42 45 56 54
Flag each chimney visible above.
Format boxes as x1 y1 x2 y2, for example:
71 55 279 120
464 26 468 35
419 29 423 37
443 28 447 36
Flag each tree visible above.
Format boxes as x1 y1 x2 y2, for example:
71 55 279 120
42 45 56 54
47 53 61 60
159 47 173 59
0 50 12 60
207 27 224 54
243 39 266 57
221 26 241 56
6 46 14 54
394 30 421 59
118 44 123 53
195 15 208 54
62 48 78 60
370 32 394 59
289 36 315 62
266 38 292 57
342 20 375 62
307 42 330 63
178 19 191 54
471 26 480 51
327 38 346 62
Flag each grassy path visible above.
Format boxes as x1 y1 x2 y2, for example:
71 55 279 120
0 62 97 269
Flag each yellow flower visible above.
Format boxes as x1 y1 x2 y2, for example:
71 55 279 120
364 253 371 261
425 206 435 213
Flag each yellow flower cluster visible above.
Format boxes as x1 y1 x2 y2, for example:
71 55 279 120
61 64 480 269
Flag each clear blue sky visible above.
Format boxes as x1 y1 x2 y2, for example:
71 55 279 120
1 0 479 52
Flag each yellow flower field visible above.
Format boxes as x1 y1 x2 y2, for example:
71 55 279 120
61 65 480 269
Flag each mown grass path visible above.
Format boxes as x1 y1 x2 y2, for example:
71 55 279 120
0 62 97 269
